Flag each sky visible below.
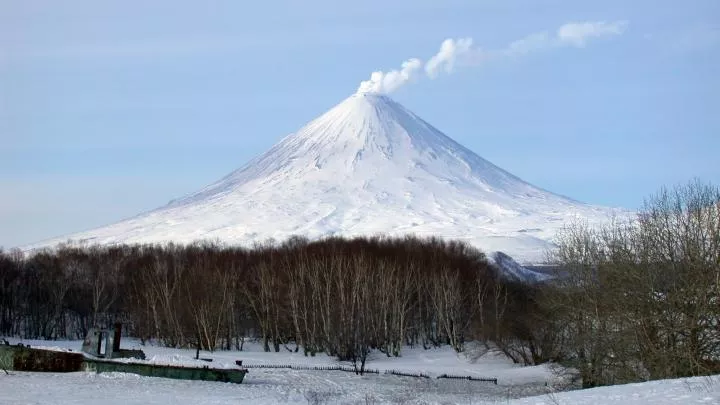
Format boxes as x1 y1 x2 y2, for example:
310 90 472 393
1 0 719 248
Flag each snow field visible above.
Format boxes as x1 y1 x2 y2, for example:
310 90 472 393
0 338 556 404
1 338 717 404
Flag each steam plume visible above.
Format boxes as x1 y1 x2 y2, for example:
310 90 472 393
356 20 628 94
425 38 474 78
357 58 422 94
557 21 629 47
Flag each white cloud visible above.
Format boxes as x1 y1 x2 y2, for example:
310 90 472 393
557 21 628 47
356 20 628 94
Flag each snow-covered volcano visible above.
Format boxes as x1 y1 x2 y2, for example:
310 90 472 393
28 93 626 263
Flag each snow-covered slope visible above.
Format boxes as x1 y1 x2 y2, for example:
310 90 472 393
488 252 555 283
26 93 628 263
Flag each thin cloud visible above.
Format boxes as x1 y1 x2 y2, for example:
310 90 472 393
7 37 258 61
670 23 720 52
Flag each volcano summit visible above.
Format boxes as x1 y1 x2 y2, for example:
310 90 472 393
29 93 624 263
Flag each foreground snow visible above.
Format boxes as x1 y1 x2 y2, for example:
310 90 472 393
1 338 718 404
513 376 720 405
1 368 717 405
23 93 629 264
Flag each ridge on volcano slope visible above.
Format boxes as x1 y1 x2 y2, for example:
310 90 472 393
26 93 629 264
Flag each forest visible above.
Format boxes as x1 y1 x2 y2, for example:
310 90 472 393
0 180 718 387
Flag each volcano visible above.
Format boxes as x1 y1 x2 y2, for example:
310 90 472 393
28 93 625 263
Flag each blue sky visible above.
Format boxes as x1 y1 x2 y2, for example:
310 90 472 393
1 0 718 248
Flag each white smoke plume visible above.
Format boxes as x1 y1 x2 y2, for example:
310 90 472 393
557 21 628 47
356 20 628 94
504 32 551 56
356 58 423 94
425 38 475 78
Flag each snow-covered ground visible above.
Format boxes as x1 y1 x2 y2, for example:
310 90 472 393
2 338 552 384
23 93 630 264
2 370 717 405
1 338 717 404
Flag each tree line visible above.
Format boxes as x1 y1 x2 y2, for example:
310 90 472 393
0 235 538 372
543 179 720 387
